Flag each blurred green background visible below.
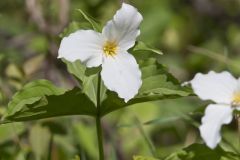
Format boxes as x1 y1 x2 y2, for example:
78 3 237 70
0 0 240 159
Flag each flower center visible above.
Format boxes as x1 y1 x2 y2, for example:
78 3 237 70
232 92 240 106
103 41 118 56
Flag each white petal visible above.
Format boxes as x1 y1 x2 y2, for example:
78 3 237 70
190 71 237 104
58 30 104 67
102 3 143 50
101 51 142 102
200 104 233 149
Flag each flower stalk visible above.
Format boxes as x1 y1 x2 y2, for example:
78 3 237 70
236 114 240 150
96 73 104 160
96 116 104 160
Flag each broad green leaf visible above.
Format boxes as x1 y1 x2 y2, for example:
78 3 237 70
133 155 159 160
164 143 240 160
77 9 102 32
100 58 192 116
5 79 66 117
63 59 106 106
133 41 163 55
2 80 96 122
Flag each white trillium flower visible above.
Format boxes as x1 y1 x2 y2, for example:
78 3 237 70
58 3 143 102
189 71 240 149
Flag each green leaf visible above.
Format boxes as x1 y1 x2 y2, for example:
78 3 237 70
2 80 96 122
133 41 163 55
118 116 181 128
77 9 102 32
133 155 159 160
29 124 51 160
0 123 25 144
100 58 192 116
164 150 187 160
5 79 66 117
73 123 98 159
72 155 81 160
164 143 240 160
62 59 86 84
63 59 106 106
59 9 101 38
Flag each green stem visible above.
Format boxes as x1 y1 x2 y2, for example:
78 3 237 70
96 115 104 160
237 115 240 152
96 73 104 160
47 133 53 160
134 117 159 158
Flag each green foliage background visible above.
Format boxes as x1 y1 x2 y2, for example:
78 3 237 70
0 0 240 159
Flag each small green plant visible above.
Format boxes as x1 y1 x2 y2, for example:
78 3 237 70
1 2 240 160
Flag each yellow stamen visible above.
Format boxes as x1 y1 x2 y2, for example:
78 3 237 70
103 41 118 56
232 92 240 105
